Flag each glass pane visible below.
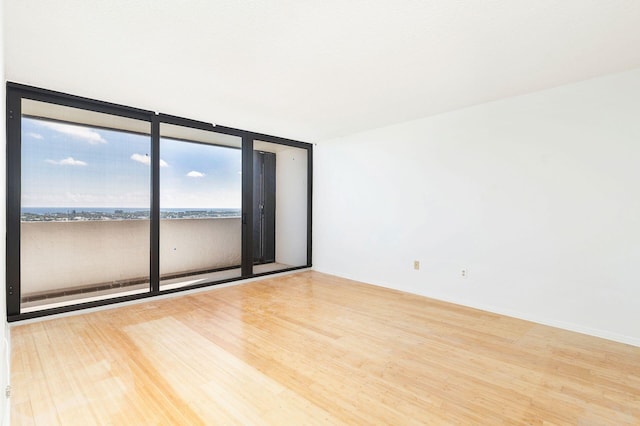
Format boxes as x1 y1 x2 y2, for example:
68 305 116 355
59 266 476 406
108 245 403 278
159 123 242 290
252 140 308 274
20 100 151 312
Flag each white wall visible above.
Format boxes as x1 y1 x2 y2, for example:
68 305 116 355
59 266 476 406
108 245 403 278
314 68 640 347
1 0 9 421
275 147 308 266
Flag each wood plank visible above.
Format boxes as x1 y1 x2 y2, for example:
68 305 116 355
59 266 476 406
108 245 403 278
10 271 640 424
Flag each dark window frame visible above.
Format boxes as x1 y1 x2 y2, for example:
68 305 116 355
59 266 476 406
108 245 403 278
6 82 313 322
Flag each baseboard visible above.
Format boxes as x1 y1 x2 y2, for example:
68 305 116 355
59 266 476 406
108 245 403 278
311 267 640 348
442 298 640 348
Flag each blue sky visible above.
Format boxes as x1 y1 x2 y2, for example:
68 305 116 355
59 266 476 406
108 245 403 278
21 117 242 209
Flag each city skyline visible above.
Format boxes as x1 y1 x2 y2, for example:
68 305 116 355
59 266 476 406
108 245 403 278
21 207 241 222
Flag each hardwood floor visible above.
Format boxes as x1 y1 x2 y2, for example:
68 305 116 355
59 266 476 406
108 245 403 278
10 271 640 424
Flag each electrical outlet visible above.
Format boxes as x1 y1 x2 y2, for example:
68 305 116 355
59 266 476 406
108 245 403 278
414 260 420 270
461 269 468 278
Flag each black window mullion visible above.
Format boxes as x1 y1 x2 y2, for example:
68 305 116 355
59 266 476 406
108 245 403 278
157 113 216 133
241 136 254 278
6 88 22 316
150 115 160 293
7 82 152 122
307 145 313 267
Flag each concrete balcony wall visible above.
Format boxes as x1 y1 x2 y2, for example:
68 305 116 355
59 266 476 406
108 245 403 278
20 218 241 296
159 218 241 276
275 147 308 267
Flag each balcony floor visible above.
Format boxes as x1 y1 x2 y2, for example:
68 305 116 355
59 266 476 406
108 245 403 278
20 262 291 314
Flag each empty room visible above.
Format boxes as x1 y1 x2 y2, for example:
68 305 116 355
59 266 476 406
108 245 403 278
1 0 640 424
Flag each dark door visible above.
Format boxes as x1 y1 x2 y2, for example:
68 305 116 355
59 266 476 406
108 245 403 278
253 151 276 264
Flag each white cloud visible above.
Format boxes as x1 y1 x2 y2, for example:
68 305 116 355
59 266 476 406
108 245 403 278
131 153 150 166
187 171 205 178
131 153 168 167
27 132 43 140
46 157 87 166
37 121 107 144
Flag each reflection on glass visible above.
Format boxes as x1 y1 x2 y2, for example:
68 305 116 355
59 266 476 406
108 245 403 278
20 100 151 312
252 140 308 274
159 124 242 290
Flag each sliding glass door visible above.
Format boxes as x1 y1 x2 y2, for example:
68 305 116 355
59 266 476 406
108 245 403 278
6 83 312 321
19 99 152 312
159 124 243 290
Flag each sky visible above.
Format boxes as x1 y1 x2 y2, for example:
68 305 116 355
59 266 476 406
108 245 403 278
21 117 242 209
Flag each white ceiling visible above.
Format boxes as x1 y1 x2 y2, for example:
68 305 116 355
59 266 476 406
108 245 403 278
5 0 640 142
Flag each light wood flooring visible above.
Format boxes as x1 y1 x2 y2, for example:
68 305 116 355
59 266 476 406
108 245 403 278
10 271 640 424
